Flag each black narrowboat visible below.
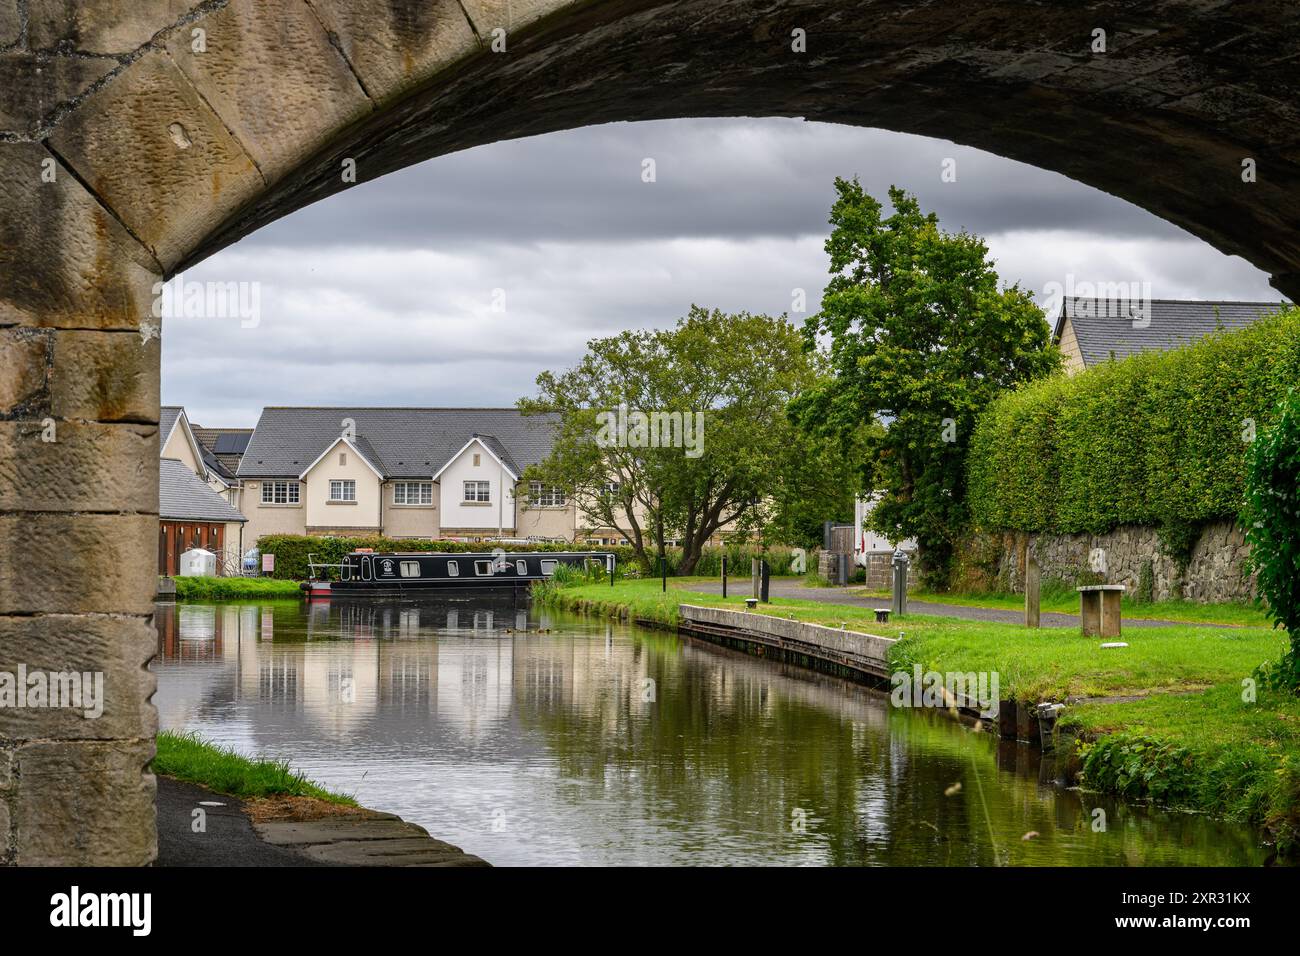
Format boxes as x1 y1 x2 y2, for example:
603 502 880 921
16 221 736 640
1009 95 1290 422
302 550 615 597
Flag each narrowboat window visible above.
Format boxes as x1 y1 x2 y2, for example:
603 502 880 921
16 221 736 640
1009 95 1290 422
399 561 421 578
446 560 459 577
515 559 527 574
540 560 558 575
474 560 494 576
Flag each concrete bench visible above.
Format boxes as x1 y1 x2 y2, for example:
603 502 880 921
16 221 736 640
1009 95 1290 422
1077 584 1124 637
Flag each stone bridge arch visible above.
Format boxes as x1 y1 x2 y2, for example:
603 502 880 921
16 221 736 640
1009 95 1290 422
1 0 1297 864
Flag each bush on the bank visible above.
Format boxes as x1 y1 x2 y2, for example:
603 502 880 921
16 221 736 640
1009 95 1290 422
257 534 801 581
1243 387 1300 689
968 306 1300 552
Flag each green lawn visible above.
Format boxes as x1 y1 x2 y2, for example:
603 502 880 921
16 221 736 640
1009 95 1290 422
537 576 1300 850
855 586 1270 627
153 730 356 805
171 576 303 600
539 577 1285 700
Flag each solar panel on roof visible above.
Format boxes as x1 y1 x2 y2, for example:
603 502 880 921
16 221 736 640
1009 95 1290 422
214 433 251 454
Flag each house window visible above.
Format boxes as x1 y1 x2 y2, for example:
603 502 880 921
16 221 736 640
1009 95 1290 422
528 481 567 507
604 481 620 497
261 481 300 504
394 482 433 505
399 560 421 578
464 480 490 503
330 480 356 502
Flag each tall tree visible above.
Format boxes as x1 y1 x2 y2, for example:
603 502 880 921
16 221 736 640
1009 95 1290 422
520 307 819 573
793 180 1059 585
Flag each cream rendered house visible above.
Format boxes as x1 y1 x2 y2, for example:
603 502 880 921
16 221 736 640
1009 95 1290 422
237 407 579 546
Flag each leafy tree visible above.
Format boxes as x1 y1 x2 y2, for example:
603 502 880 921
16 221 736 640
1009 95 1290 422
793 180 1059 585
1243 388 1300 692
520 307 821 573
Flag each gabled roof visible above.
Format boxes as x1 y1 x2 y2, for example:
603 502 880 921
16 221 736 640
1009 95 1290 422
1054 298 1285 368
298 435 386 480
159 405 211 478
160 458 246 523
431 434 520 482
237 408 559 479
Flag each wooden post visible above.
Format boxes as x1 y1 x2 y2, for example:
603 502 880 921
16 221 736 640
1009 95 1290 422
1025 553 1041 629
721 555 727 598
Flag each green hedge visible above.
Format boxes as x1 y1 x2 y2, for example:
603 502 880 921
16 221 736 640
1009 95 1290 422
257 534 802 581
968 306 1300 541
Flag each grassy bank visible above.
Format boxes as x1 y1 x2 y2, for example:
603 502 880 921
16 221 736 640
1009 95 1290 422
171 576 303 600
537 576 1299 850
856 586 1269 627
153 730 356 805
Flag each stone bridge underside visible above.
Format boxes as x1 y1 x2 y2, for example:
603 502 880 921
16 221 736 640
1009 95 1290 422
1 0 1297 863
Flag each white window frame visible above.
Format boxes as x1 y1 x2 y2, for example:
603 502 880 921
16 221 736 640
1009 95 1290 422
261 480 300 504
515 559 527 575
329 479 356 502
464 480 490 503
528 481 567 507
474 560 494 576
447 560 459 577
399 560 421 578
394 481 433 506
540 559 558 575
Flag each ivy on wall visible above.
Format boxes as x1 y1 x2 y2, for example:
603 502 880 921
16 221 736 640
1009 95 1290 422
967 307 1300 558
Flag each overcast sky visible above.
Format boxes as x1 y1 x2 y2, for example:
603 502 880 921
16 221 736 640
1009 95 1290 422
162 117 1283 428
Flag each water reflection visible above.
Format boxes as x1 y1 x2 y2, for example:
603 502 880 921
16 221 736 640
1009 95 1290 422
152 598 1274 866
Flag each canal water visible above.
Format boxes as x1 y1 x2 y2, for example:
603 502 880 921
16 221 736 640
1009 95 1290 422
152 598 1273 866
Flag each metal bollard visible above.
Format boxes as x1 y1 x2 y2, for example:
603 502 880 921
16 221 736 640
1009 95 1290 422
890 547 909 616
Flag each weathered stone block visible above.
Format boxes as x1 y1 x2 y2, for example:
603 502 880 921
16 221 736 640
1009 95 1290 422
0 329 49 414
49 330 160 422
167 0 372 182
0 614 157 741
28 0 197 55
0 142 160 330
304 0 479 106
0 514 158 615
0 53 119 136
46 48 263 269
0 422 158 512
460 0 570 37
0 748 12 788
13 739 156 866
0 1 20 47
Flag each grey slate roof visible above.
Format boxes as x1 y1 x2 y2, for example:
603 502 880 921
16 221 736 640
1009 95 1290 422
160 458 247 522
1056 298 1285 368
237 408 560 479
159 406 182 447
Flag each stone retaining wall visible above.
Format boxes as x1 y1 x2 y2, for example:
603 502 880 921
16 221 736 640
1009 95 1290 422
956 519 1255 603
